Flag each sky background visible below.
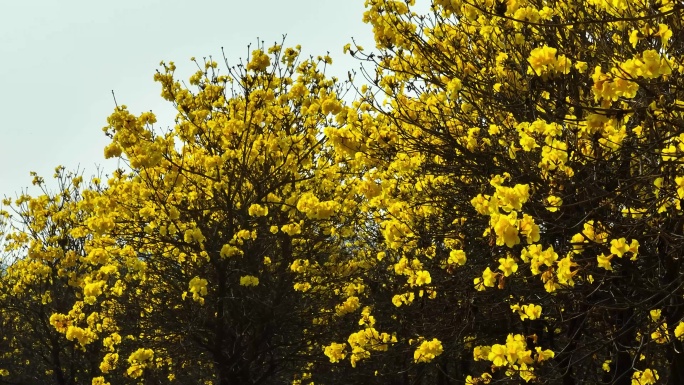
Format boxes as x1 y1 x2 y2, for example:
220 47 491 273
0 0 376 198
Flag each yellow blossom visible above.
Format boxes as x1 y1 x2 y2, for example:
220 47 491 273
413 270 432 286
488 344 507 367
413 338 443 363
597 253 613 270
248 203 269 217
632 368 659 385
239 275 259 287
610 238 629 257
323 342 347 363
498 256 518 277
674 322 684 339
602 359 612 372
448 249 467 266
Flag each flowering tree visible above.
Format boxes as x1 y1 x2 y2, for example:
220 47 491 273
0 169 106 385
314 0 684 384
86 44 359 385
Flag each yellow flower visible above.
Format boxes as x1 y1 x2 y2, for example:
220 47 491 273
246 49 270 72
642 369 659 384
323 342 347 363
575 61 588 73
597 253 613 270
544 275 559 293
628 239 640 260
518 363 536 382
448 249 467 266
556 255 577 285
336 296 360 315
99 352 119 373
413 338 444 363
650 309 661 322
219 243 243 258
571 233 586 253
491 213 520 247
518 214 540 243
519 132 538 151
321 98 342 115
522 304 542 320
281 222 301 236
127 348 154 379
505 334 529 365
392 292 415 307
488 344 507 366
83 280 105 305
610 238 629 257
651 323 669 344
247 203 268 217
535 347 555 362
66 326 96 346
293 282 311 292
92 377 109 385
482 267 497 287
602 359 612 372
641 50 665 79
239 275 259 287
413 270 432 286
629 30 640 48
103 143 122 158
632 368 659 385
473 345 491 361
474 277 486 291
528 46 558 75
498 256 518 277
188 277 208 303
674 322 684 339
546 195 562 212
183 227 205 244
189 277 207 295
655 23 673 47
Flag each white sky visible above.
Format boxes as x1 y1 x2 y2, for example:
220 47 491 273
0 0 375 198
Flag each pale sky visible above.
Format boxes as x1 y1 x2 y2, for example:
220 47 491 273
0 0 375 198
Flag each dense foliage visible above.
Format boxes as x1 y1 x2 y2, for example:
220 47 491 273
2 0 684 384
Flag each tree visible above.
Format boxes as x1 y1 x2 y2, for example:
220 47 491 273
0 168 107 385
316 0 684 384
46 42 363 385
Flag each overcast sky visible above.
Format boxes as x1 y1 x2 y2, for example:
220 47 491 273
0 0 375 198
